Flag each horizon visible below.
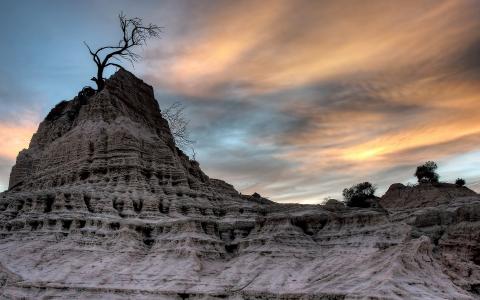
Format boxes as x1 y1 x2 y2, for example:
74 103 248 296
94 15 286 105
1 0 480 203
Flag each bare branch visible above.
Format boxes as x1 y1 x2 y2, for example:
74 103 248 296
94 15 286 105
94 45 124 56
162 102 196 153
83 41 101 66
84 12 162 91
191 147 197 161
105 62 124 69
83 41 95 56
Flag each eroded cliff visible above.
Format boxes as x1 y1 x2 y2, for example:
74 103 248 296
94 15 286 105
0 70 479 300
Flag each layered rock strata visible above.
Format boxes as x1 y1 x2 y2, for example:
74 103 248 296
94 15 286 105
380 182 477 209
0 70 479 299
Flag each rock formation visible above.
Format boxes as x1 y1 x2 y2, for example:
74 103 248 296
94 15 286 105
0 69 479 299
380 182 477 209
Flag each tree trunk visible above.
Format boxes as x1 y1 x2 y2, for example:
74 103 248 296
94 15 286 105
96 66 105 91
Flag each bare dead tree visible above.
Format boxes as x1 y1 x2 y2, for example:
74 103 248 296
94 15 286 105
191 147 197 162
84 12 161 91
162 102 196 154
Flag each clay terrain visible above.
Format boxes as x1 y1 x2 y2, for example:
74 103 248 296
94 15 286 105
0 70 479 299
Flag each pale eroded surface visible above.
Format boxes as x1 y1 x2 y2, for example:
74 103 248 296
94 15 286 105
0 70 479 299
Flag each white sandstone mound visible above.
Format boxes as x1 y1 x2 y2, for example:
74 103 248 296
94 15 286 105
0 70 479 300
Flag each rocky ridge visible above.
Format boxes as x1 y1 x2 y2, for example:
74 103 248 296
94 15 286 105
0 70 479 299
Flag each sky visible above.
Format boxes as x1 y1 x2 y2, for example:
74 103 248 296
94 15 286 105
1 0 480 203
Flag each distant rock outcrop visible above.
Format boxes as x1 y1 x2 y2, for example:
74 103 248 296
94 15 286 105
380 182 477 209
0 70 479 299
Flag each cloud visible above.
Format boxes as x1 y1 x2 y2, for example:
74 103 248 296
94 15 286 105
2 0 480 201
0 119 37 160
0 71 42 191
145 1 480 95
0 74 41 122
0 116 38 192
140 0 480 202
0 71 42 160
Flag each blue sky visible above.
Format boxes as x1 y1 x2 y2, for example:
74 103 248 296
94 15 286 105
1 0 480 202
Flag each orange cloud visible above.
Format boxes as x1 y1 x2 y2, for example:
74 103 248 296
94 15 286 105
0 119 38 160
280 79 480 174
142 0 480 202
147 0 479 97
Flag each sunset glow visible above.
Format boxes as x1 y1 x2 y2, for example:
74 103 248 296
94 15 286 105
1 0 480 202
0 120 37 160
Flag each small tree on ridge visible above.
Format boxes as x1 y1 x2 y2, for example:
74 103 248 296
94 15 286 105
414 161 439 184
343 182 376 208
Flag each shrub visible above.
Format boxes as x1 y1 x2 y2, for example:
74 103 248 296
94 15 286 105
343 182 376 208
455 178 466 187
414 161 439 183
